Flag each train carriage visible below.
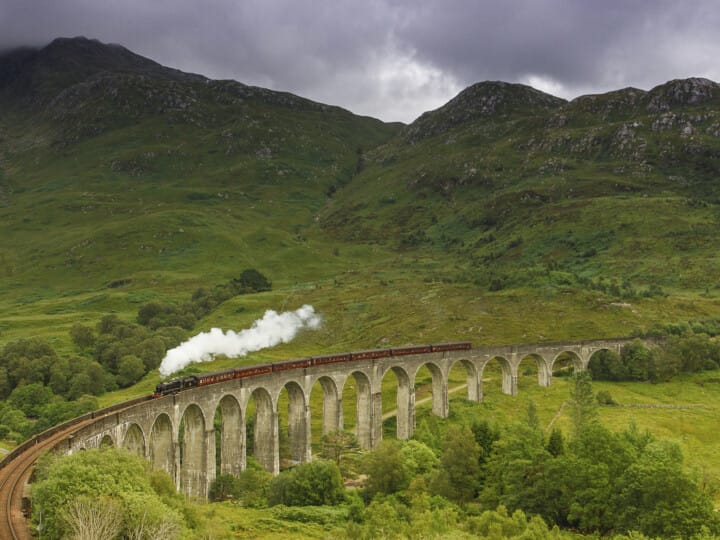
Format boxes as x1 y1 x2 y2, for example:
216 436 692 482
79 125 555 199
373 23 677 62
391 345 433 356
272 358 311 372
431 342 472 353
311 352 352 366
152 342 472 397
351 349 392 361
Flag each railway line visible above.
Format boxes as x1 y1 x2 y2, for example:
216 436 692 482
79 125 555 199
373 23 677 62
0 417 96 539
0 396 150 539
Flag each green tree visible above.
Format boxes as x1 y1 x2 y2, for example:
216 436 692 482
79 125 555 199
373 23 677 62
267 460 345 506
546 427 564 457
570 371 598 437
8 382 54 417
0 338 57 391
621 340 655 381
471 419 500 465
430 424 482 503
400 439 438 479
362 440 409 499
32 448 186 539
588 349 626 381
611 441 720 538
233 268 272 293
69 323 96 350
235 459 272 507
208 473 241 502
116 354 146 387
480 420 550 516
321 430 359 477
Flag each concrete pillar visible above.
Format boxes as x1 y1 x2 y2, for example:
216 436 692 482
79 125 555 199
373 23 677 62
203 428 215 498
396 370 412 440
286 384 308 464
371 391 383 448
508 375 518 396
431 369 449 418
537 359 551 387
150 417 174 472
408 385 416 437
179 405 206 498
503 357 516 396
320 378 342 435
254 403 279 475
218 398 243 477
251 389 279 475
303 402 312 463
349 373 372 450
239 421 247 472
463 361 481 402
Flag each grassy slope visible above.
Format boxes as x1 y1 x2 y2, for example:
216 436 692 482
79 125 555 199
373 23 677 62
2 42 720 534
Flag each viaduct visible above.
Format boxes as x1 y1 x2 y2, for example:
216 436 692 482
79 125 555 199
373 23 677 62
60 338 632 498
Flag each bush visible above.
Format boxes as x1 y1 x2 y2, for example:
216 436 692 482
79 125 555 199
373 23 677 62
232 268 272 293
596 390 617 406
268 460 345 506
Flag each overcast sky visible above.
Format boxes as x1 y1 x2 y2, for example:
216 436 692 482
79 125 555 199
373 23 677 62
1 0 719 123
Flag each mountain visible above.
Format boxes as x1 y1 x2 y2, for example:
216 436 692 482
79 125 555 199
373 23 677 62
0 38 399 334
1 37 719 354
321 77 720 295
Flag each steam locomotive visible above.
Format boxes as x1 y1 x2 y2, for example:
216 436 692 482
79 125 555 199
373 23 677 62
152 341 471 397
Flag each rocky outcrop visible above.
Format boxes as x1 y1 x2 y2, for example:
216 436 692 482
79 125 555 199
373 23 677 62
404 81 566 143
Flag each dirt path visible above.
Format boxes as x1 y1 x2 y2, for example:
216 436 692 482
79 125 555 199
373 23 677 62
382 384 468 420
545 400 568 433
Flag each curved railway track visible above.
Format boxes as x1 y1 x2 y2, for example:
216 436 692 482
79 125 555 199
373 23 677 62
0 418 96 539
0 396 150 539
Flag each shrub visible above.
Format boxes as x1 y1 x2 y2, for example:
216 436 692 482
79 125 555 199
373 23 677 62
268 460 345 506
596 390 617 406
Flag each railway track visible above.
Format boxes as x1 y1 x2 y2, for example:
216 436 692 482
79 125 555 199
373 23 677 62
0 396 150 539
0 417 97 539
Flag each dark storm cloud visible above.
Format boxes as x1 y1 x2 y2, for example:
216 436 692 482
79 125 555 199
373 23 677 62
1 1 719 122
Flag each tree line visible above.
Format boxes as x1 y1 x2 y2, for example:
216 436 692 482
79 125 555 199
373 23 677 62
0 269 270 443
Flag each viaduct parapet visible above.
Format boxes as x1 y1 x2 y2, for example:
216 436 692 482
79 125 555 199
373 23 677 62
61 338 632 498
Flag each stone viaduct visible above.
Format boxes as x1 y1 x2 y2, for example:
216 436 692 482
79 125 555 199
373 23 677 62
61 338 632 498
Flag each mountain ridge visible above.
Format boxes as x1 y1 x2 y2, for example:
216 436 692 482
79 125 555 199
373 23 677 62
1 36 719 352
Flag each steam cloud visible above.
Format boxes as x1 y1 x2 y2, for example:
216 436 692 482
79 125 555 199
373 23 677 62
158 304 322 377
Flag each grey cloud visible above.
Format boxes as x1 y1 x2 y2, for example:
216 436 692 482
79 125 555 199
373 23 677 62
2 0 720 122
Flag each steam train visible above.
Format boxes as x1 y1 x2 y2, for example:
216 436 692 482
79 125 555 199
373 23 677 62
152 341 472 397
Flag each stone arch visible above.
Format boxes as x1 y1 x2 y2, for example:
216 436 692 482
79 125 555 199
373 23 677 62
149 413 174 478
99 434 114 448
310 375 342 438
343 371 372 449
247 387 277 474
122 423 145 457
215 395 244 477
517 353 551 389
179 403 207 498
552 350 583 375
279 381 309 466
586 348 618 379
381 365 413 440
449 358 480 402
481 356 513 395
413 362 447 418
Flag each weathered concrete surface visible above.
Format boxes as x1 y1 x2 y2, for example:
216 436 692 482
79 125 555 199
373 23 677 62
63 338 632 498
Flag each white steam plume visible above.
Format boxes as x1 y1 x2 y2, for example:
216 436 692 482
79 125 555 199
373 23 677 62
158 304 322 377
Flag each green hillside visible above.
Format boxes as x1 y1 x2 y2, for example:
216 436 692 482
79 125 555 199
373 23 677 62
322 78 720 295
2 39 719 357
3 37 720 540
